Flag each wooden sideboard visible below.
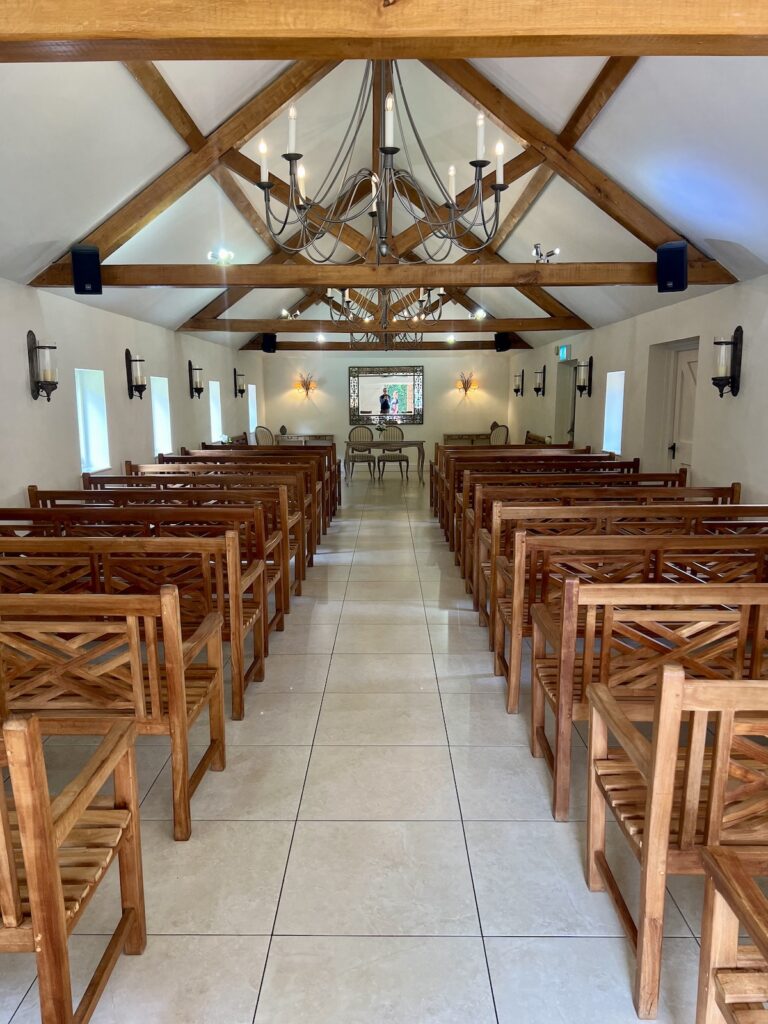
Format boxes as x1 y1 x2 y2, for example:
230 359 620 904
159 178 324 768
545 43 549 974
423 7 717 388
442 433 491 446
276 433 335 446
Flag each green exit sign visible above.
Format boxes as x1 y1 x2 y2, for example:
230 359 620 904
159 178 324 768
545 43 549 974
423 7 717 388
556 344 572 361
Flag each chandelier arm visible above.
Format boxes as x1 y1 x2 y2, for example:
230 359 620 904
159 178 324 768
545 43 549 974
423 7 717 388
393 62 455 206
310 61 374 204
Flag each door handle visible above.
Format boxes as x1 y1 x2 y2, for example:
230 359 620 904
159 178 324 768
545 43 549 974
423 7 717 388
667 442 677 459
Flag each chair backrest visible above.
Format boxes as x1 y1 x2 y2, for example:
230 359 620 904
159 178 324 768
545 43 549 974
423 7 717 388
255 426 274 445
490 425 509 445
379 425 404 441
349 427 374 452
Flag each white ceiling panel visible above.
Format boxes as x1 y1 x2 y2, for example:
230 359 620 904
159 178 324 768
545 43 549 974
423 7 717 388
544 284 720 329
578 57 768 278
154 60 292 136
470 58 610 134
226 288 307 319
105 176 272 266
463 287 555 320
46 287 223 331
0 63 185 283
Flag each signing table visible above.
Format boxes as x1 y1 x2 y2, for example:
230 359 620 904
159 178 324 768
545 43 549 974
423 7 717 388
344 439 426 483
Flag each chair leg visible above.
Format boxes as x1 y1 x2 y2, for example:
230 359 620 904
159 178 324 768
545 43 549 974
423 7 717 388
113 746 148 955
208 630 227 773
368 461 374 480
586 704 607 892
696 878 739 1024
398 461 404 480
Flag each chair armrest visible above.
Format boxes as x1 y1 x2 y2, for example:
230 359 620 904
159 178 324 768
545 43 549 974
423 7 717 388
287 511 301 529
265 530 282 556
531 603 562 650
588 683 652 780
182 612 224 669
49 721 137 847
241 558 265 592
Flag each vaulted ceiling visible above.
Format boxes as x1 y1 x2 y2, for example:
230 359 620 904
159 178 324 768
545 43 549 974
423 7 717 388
2 55 766 350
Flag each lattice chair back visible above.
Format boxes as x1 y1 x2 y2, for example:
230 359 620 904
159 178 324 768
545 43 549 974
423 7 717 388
490 424 509 445
255 426 274 445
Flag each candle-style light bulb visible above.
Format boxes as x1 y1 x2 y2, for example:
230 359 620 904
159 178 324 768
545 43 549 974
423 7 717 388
370 173 378 212
476 113 485 160
384 93 394 148
258 139 268 183
287 105 297 154
715 339 731 377
297 163 307 199
495 141 504 185
448 165 456 204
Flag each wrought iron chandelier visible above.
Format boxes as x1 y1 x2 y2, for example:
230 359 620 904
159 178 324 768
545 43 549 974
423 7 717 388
326 285 445 349
255 61 509 263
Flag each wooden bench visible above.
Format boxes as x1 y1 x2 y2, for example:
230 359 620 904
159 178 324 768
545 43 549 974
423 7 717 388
523 542 768 819
0 534 264 722
0 587 225 841
588 662 768 1018
696 846 768 1024
1 717 146 1024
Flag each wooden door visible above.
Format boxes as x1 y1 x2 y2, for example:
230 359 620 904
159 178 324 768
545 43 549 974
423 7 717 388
669 348 698 476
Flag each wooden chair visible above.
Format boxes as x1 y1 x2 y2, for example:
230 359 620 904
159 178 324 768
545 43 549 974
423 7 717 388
0 587 225 841
255 426 274 445
696 846 768 1024
377 424 409 480
587 664 768 1019
534 580 768 822
347 426 376 480
0 716 146 1024
489 424 510 445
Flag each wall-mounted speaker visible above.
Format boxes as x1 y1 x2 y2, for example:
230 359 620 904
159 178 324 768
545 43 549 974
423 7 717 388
261 333 277 354
494 332 513 353
656 241 688 293
70 245 102 295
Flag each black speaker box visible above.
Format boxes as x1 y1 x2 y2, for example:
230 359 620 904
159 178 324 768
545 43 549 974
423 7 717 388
262 332 277 354
70 245 102 295
494 332 513 353
656 241 688 293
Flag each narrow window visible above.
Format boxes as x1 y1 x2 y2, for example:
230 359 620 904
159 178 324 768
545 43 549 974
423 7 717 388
209 379 223 442
602 370 626 454
74 368 111 473
248 383 258 433
150 375 172 455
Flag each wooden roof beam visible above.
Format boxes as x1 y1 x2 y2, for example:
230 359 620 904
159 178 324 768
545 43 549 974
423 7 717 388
186 316 578 334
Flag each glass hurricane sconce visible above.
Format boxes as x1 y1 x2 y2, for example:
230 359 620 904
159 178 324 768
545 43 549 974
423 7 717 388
512 369 524 397
533 366 546 397
712 326 743 398
125 348 147 400
188 360 204 399
234 370 246 398
27 331 58 402
576 357 593 398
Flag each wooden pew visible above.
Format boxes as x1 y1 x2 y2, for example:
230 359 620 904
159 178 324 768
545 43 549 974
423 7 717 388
518 539 768 818
587 662 768 1018
0 587 225 840
0 534 264 722
696 846 768 1024
0 717 146 1024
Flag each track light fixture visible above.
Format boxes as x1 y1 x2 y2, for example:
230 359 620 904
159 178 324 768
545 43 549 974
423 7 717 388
532 243 560 263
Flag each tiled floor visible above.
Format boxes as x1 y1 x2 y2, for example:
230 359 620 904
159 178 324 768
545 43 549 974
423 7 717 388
2 476 704 1023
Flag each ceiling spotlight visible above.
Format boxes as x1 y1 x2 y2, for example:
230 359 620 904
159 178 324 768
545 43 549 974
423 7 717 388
281 308 290 318
532 242 560 264
317 334 325 343
447 334 455 344
207 247 235 266
473 309 486 321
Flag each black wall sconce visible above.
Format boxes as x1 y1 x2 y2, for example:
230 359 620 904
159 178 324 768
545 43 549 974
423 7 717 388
125 348 147 400
712 326 743 398
533 366 546 397
27 330 58 402
576 356 593 397
512 369 524 397
234 369 246 398
188 360 204 399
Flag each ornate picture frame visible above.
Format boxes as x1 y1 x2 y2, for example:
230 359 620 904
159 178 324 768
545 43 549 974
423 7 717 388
348 365 424 425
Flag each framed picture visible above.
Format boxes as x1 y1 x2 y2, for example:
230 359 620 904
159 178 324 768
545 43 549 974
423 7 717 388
348 365 424 425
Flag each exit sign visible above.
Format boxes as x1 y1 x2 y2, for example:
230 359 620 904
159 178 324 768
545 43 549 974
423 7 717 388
556 344 572 361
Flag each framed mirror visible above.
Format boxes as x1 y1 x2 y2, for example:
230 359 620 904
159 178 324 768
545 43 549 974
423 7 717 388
348 365 424 425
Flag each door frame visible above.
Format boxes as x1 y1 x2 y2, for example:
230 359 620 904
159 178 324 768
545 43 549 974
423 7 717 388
642 336 699 469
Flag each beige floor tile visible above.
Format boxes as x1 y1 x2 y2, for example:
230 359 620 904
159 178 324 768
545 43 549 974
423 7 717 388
300 746 459 820
334 622 431 654
326 653 436 694
12 935 268 1024
433 653 502 693
80 820 292 936
0 956 36 1024
441 693 531 746
339 601 426 625
276 822 479 936
298 581 348 600
213 694 322 746
345 580 423 602
255 936 495 1023
287 597 344 623
268 623 338 654
348 564 420 581
428 623 492 653
315 693 447 745
486 937 700 1024
141 745 311 820
252 653 330 693
38 742 169 804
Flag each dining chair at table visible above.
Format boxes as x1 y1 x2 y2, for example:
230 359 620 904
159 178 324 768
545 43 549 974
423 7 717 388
347 426 376 480
377 425 409 480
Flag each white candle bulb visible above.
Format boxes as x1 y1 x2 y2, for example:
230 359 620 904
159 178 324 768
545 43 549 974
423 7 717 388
495 141 504 185
384 93 394 148
715 339 731 377
297 163 306 198
287 105 297 153
258 139 268 182
370 173 378 212
476 113 485 160
326 288 333 299
448 165 456 204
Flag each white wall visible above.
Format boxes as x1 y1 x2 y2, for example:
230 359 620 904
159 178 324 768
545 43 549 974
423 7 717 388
258 350 512 453
508 273 768 501
0 277 265 505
